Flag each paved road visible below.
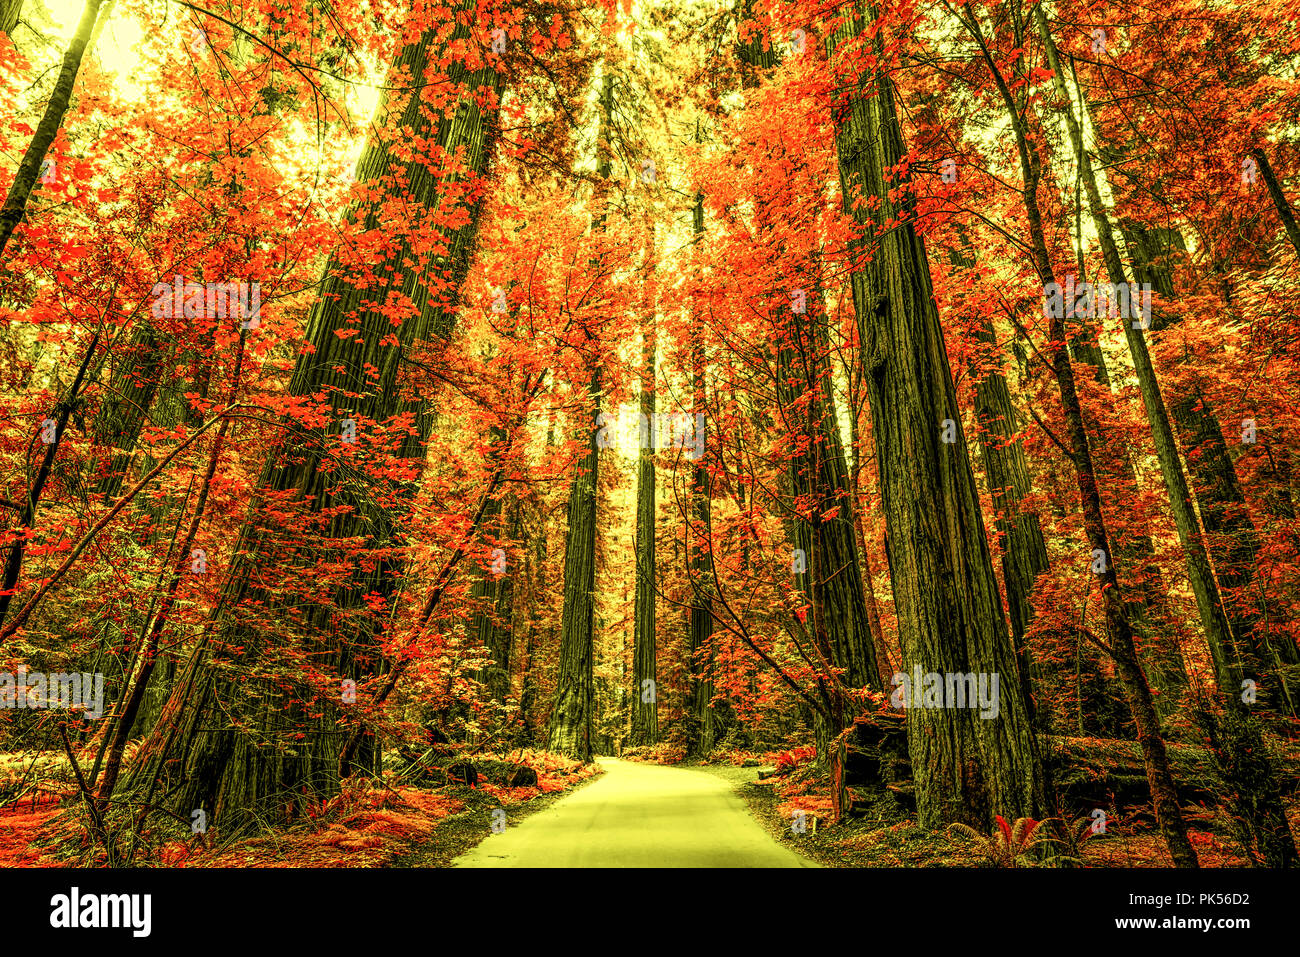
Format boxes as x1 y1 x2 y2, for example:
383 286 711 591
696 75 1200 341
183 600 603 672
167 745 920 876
453 757 819 868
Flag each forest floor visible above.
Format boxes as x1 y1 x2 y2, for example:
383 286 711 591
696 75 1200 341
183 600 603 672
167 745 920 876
0 748 603 867
6 746 1295 866
689 759 1296 867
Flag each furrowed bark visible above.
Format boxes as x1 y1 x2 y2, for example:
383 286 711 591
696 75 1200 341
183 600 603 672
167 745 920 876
548 69 613 761
469 426 517 705
686 181 719 757
137 7 505 822
828 1 1047 829
950 238 1050 730
740 21 882 709
92 322 168 498
0 0 22 37
547 373 600 760
631 226 658 747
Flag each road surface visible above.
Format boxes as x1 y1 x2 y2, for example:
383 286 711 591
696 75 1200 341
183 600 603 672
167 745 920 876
453 757 819 868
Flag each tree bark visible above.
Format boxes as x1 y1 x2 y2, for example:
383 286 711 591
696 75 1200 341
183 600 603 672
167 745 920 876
548 69 614 761
950 238 1050 731
130 8 505 822
470 447 517 705
1249 147 1300 261
828 3 1047 829
0 0 22 37
967 1 1196 863
92 322 168 498
685 182 720 757
0 0 105 263
631 228 658 747
547 373 600 760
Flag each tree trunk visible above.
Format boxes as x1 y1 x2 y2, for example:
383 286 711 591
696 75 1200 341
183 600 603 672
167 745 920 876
828 3 1047 829
547 373 600 761
470 448 517 705
0 0 22 37
850 432 895 688
129 8 504 822
1248 147 1300 261
740 26 883 701
0 0 105 263
686 183 719 757
631 229 658 747
92 322 168 498
967 2 1195 863
950 238 1050 731
548 69 614 761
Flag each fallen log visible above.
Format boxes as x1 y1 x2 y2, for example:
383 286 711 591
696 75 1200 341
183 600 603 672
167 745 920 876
841 714 1300 814
1042 734 1300 810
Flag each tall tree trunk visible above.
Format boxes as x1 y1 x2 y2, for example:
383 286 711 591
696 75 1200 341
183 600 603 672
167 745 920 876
965 1 1196 863
631 228 658 747
0 0 104 263
516 410 556 741
93 323 168 498
1034 4 1297 866
828 3 1047 829
470 443 517 705
686 182 718 757
1038 165 1187 714
548 69 614 760
127 8 505 822
738 21 882 706
1249 147 1300 261
950 239 1050 730
547 373 600 760
848 412 895 688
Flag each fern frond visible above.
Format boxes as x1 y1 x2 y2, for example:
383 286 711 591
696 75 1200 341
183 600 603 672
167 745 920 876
946 823 985 843
1013 816 1039 848
995 814 1013 844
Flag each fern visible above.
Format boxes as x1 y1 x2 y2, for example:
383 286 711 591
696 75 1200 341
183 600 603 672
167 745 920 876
947 815 1052 867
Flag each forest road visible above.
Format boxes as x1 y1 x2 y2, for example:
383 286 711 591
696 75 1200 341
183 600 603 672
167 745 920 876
452 757 820 868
